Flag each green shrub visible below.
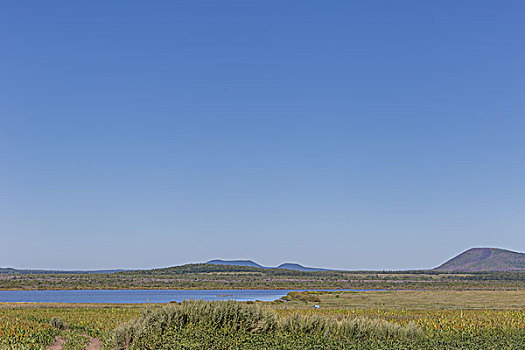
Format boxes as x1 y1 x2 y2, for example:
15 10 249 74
109 300 421 349
285 291 322 302
50 317 66 330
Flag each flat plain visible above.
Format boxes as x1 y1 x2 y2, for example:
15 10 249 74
0 289 524 349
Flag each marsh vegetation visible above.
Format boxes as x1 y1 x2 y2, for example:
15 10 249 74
1 290 524 349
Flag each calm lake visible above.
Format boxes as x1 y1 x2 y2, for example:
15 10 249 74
0 289 363 303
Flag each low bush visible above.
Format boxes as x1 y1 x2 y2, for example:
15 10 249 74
284 291 322 303
50 317 66 330
110 300 421 349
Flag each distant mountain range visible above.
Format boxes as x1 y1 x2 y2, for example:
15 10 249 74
206 260 329 272
435 248 525 272
3 248 524 274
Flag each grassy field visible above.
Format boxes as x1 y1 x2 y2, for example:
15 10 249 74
279 290 525 309
0 304 140 349
0 290 523 349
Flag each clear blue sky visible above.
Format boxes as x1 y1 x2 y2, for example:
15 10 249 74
1 1 524 270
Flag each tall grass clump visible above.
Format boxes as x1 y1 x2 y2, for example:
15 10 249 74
110 300 421 349
50 317 66 330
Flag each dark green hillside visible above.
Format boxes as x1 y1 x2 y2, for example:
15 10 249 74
2 255 525 290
